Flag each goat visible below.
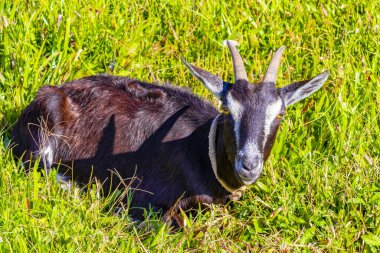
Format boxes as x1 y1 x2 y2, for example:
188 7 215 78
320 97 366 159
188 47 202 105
11 41 328 225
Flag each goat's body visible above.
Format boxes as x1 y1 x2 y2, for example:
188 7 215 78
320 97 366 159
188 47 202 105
12 43 329 224
12 75 231 219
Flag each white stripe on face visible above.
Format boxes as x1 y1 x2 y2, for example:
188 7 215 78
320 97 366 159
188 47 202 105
226 93 244 149
263 99 282 145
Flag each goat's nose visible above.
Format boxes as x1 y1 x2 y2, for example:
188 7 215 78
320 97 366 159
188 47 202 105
236 155 264 185
242 157 262 171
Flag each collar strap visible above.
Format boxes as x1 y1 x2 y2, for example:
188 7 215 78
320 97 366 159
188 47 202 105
208 114 235 193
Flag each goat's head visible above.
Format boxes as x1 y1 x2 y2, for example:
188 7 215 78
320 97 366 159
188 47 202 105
182 41 329 186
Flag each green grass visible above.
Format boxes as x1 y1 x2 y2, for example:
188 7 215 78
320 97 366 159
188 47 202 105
1 0 379 251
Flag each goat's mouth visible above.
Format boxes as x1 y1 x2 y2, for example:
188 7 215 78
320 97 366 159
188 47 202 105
235 160 263 185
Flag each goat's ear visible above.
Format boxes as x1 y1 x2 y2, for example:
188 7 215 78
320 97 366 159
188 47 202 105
181 57 224 99
279 71 329 107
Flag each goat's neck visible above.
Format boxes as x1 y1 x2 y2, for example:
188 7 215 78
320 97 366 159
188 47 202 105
209 114 244 193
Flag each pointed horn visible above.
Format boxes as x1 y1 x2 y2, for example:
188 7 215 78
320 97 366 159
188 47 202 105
225 40 248 82
263 46 286 84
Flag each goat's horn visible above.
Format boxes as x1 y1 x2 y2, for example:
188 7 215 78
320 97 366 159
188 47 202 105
263 46 285 84
225 40 248 82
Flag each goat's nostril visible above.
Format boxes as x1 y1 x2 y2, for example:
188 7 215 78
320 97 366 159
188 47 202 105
242 163 250 171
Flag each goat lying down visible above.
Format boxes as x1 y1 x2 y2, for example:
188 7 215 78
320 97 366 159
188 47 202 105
12 41 328 224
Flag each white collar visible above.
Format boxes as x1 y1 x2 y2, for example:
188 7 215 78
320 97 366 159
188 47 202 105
208 114 236 193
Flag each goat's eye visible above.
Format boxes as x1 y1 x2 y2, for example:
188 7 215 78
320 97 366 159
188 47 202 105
218 103 230 115
277 109 286 120
221 107 230 115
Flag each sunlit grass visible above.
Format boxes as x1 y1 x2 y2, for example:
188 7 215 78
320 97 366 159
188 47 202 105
0 0 379 251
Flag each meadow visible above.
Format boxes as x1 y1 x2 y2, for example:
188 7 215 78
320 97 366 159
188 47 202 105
0 0 379 251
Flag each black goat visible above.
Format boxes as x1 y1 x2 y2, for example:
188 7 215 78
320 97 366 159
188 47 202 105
11 41 328 224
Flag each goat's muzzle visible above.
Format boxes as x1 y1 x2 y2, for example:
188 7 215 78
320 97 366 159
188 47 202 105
235 154 263 185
